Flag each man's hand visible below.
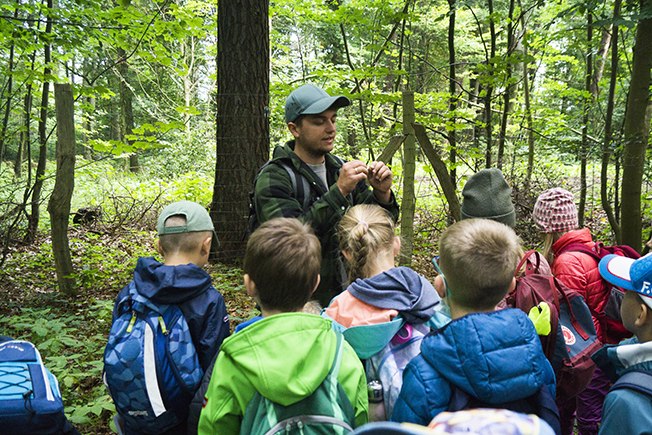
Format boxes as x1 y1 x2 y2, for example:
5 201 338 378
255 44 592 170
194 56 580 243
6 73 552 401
337 160 368 196
368 161 392 203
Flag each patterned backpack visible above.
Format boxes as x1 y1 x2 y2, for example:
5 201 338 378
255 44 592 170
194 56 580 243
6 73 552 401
103 282 203 434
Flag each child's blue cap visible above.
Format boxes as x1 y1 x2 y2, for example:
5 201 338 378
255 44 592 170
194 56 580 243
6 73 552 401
599 253 652 309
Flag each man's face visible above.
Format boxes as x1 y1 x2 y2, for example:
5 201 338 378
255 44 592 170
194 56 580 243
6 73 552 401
289 109 338 160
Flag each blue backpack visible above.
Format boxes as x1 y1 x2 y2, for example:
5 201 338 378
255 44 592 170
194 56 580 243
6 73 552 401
0 338 76 434
103 283 203 434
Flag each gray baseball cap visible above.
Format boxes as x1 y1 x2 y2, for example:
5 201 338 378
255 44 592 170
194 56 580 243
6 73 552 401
284 84 351 123
157 201 214 235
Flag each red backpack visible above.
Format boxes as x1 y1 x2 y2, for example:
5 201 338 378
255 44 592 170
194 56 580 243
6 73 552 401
504 251 602 400
557 242 640 342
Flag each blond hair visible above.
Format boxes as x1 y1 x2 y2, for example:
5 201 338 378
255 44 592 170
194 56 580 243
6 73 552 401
541 232 563 265
338 205 396 282
158 215 211 256
244 217 321 312
439 219 521 310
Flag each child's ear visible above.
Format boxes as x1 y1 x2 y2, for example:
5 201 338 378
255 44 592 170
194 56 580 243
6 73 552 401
156 239 164 256
392 236 401 257
341 250 352 263
244 274 257 298
200 236 212 257
310 274 321 296
634 301 649 327
434 275 446 298
507 277 517 294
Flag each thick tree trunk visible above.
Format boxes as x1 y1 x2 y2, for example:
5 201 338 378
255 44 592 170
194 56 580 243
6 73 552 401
601 0 621 242
621 0 652 251
27 0 53 242
210 0 269 263
48 84 76 295
400 91 416 266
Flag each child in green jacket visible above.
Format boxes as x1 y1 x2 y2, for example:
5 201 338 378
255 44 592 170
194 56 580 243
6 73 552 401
198 217 368 434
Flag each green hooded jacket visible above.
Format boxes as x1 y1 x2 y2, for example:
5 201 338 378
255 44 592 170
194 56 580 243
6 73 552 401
197 313 369 434
253 142 399 306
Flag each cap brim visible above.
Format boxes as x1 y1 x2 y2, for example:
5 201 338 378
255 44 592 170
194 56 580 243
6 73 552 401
301 95 350 116
599 254 636 291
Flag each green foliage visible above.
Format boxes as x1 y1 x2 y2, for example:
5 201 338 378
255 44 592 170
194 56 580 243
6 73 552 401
0 301 115 428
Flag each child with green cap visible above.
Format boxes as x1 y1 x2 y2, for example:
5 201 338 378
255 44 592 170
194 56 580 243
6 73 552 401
106 200 230 434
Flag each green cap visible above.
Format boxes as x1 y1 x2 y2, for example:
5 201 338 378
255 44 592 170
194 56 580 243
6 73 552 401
284 84 351 123
157 201 214 235
461 168 516 227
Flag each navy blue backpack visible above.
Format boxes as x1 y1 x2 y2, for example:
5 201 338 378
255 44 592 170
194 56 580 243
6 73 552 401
0 338 78 434
103 283 203 434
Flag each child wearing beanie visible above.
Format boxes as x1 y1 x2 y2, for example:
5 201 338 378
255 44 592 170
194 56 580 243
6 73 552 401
532 188 618 435
461 168 516 227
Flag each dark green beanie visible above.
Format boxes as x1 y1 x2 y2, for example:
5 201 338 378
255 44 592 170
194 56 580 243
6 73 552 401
461 168 516 227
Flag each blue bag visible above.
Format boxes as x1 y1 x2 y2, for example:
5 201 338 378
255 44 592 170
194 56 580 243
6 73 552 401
0 339 71 434
103 283 203 434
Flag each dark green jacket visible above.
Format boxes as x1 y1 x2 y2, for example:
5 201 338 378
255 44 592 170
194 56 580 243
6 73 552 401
253 141 399 306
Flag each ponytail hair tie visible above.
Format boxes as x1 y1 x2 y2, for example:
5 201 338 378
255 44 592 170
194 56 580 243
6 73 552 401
358 221 369 231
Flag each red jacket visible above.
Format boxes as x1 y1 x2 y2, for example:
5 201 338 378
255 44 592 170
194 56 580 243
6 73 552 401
551 228 630 344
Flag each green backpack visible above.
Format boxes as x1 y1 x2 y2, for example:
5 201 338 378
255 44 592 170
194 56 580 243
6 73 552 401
239 332 355 435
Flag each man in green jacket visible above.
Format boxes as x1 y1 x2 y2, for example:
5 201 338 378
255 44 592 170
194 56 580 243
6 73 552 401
198 218 368 434
253 84 399 306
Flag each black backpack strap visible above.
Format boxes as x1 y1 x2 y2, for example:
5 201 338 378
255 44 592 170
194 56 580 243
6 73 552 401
610 370 652 396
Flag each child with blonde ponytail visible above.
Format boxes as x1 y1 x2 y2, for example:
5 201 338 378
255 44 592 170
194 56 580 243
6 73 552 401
324 204 448 421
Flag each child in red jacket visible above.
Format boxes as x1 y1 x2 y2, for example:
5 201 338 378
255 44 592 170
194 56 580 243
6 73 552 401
533 188 624 435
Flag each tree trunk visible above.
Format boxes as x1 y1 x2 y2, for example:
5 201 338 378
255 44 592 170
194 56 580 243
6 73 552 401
400 91 416 266
48 84 76 295
0 4 18 162
27 0 53 242
621 0 652 251
448 0 457 186
210 0 269 263
497 0 515 170
484 0 496 168
579 12 593 227
601 0 621 241
117 0 139 173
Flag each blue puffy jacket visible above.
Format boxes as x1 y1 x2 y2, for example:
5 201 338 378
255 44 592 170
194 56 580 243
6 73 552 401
391 308 556 425
112 257 230 371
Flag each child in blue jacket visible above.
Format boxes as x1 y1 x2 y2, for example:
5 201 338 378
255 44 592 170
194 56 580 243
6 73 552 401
593 253 652 435
391 219 558 430
108 201 230 434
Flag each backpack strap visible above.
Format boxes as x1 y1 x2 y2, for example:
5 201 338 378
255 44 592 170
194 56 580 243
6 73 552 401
610 370 652 396
255 159 311 212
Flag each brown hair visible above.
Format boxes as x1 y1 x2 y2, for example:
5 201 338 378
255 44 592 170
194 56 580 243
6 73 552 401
158 215 211 256
244 217 321 312
338 204 396 282
439 218 521 310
